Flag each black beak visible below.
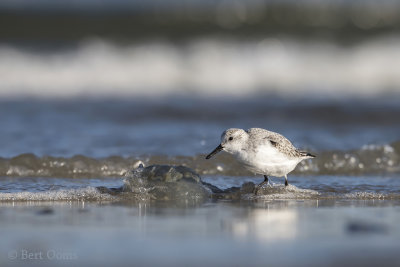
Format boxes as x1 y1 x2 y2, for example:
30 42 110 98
206 144 223 159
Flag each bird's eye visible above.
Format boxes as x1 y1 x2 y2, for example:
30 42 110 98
229 137 233 141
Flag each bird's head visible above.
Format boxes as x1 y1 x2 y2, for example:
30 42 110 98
206 128 247 159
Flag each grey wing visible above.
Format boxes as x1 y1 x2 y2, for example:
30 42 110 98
247 128 300 157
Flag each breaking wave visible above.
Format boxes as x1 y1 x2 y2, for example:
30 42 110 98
1 36 400 98
0 140 399 177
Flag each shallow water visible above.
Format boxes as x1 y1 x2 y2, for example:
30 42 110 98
1 176 400 267
1 33 400 265
2 202 399 267
1 173 400 266
0 96 399 265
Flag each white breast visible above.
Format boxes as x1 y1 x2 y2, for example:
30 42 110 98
235 145 301 177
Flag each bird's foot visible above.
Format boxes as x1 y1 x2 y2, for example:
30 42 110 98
254 181 270 195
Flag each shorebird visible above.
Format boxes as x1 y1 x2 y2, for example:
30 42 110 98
206 128 315 191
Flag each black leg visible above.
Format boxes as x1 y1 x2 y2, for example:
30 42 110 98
284 175 289 186
263 175 268 183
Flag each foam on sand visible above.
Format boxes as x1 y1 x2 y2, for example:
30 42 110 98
0 187 115 202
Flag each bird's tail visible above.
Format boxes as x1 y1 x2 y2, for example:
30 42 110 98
299 151 316 158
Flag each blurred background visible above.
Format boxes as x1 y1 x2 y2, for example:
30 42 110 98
0 0 399 168
1 0 400 98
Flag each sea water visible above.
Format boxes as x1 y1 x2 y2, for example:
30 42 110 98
1 8 400 265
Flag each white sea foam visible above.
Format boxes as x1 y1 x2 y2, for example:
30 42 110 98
0 187 115 201
1 36 400 98
340 192 390 199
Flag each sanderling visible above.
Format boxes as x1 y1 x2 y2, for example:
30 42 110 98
206 128 315 190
